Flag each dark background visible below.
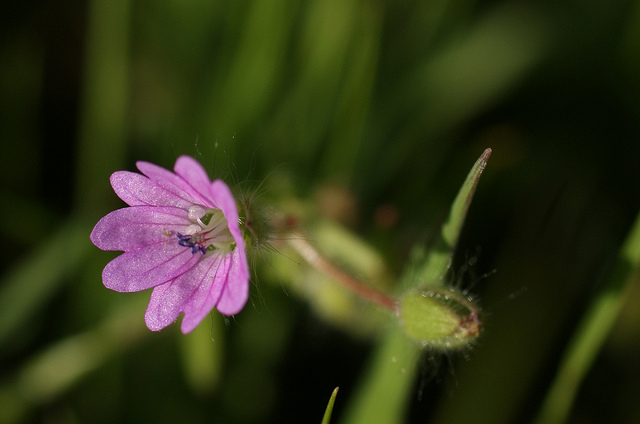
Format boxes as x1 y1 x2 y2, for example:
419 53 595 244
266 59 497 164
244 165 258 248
2 0 640 423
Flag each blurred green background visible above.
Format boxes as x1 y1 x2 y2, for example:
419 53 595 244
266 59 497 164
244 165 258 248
2 0 640 423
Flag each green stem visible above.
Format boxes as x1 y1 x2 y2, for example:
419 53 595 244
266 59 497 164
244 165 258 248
339 328 419 424
534 210 640 424
341 148 492 424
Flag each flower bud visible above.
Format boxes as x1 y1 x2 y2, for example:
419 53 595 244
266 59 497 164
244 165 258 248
399 287 481 350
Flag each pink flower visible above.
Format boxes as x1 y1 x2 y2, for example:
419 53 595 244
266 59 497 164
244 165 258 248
90 156 250 333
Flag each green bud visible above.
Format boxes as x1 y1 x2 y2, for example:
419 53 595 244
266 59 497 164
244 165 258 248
399 287 481 350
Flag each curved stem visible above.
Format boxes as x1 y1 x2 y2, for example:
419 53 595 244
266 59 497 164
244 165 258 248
287 236 399 314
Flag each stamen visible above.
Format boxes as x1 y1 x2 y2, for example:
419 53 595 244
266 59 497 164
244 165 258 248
176 233 207 255
184 224 201 235
188 205 206 221
177 207 235 256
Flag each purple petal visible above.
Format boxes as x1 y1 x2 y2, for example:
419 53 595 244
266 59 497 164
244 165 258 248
174 156 216 203
209 181 249 256
144 282 181 331
144 255 227 332
102 242 200 292
94 156 252 333
90 206 190 251
180 255 231 333
209 179 251 287
215 249 250 315
137 160 210 207
110 171 195 208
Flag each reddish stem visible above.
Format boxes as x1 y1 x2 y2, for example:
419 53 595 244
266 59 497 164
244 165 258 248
287 237 399 314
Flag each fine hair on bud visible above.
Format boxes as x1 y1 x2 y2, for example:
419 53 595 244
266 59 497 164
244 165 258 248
234 184 274 259
399 285 482 351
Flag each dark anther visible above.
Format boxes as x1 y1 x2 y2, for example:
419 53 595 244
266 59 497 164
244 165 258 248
177 233 206 255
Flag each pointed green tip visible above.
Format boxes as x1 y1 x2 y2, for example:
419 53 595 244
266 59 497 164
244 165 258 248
411 148 492 286
441 147 492 246
321 387 340 424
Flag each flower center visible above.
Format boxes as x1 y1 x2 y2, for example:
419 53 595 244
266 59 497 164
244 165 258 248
176 205 236 255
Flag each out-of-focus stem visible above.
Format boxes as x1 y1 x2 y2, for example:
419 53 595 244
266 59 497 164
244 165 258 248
534 209 640 424
287 237 399 314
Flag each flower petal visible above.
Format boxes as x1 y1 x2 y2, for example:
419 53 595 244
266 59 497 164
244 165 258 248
180 255 231 333
144 255 227 332
215 249 250 315
93 156 252 333
102 242 200 292
110 171 194 208
90 206 190 251
209 180 249 258
174 156 216 203
137 160 209 207
144 282 180 331
208 179 251 304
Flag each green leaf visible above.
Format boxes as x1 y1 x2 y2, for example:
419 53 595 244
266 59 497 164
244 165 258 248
321 387 339 424
412 148 491 287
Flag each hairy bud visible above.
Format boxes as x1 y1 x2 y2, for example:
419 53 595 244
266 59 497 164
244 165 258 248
399 286 481 350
